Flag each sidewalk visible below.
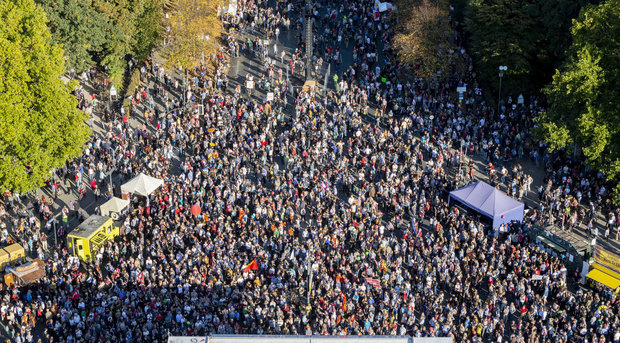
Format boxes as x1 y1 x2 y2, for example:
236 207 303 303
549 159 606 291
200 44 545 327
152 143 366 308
2 59 185 255
456 149 618 253
4 10 618 262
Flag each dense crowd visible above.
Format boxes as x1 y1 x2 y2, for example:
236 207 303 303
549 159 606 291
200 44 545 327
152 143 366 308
0 0 619 342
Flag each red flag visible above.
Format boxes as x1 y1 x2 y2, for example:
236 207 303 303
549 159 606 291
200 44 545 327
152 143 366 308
243 259 258 273
71 289 80 300
137 271 144 284
342 293 347 312
365 278 381 289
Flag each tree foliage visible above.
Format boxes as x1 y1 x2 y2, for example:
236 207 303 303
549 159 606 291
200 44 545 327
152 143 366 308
393 0 456 79
38 0 108 73
464 0 595 97
465 0 539 94
38 0 164 86
132 0 165 62
95 0 138 84
162 0 223 71
539 0 620 201
99 0 165 85
0 0 91 192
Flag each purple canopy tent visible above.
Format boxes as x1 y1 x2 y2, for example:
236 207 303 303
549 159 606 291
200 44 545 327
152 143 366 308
449 181 524 228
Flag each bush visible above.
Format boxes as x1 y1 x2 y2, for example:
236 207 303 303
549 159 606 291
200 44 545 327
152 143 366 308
122 68 142 115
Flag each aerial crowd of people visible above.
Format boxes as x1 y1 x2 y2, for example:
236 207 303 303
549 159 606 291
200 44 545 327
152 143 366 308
0 0 618 342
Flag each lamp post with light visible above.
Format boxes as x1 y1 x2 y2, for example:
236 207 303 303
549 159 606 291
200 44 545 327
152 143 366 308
498 65 507 113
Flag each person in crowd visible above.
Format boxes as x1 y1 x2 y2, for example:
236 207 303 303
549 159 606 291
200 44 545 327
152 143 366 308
0 0 618 342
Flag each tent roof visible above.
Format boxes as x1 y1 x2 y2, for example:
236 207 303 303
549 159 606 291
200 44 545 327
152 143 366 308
121 173 163 196
449 181 523 218
100 197 130 214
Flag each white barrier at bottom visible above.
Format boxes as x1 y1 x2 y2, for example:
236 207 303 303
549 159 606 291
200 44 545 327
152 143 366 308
169 335 453 343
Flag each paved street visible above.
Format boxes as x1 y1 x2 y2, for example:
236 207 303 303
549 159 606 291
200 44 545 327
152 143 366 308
1 0 619 341
3 0 617 265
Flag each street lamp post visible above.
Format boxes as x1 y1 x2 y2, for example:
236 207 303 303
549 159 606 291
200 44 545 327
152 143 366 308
48 212 62 248
109 85 117 121
307 249 313 307
305 0 313 80
429 115 434 134
107 147 117 198
53 218 57 247
498 66 507 114
458 142 464 184
110 148 115 184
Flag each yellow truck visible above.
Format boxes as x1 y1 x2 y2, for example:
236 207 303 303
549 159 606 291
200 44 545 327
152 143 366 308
67 215 119 260
0 243 43 288
0 243 26 270
4 258 46 287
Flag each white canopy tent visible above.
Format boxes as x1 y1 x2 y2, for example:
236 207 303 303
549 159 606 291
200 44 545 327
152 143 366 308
121 173 164 197
99 197 130 217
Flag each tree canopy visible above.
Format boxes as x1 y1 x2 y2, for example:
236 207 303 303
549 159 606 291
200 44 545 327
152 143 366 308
538 0 620 202
162 0 223 71
95 0 138 84
393 0 456 79
38 0 108 73
0 0 91 192
38 0 164 86
95 0 165 85
464 0 595 99
132 0 165 63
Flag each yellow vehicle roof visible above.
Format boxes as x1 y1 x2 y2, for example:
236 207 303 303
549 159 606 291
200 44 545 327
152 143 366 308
3 244 24 255
68 215 112 239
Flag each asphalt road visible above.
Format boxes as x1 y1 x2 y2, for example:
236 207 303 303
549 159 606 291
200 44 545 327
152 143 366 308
230 3 618 256
4 0 617 271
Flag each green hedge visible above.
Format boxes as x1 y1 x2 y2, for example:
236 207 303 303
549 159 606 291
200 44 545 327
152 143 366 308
122 68 142 115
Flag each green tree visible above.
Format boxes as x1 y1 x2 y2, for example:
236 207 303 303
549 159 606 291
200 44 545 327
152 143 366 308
38 0 108 73
38 0 164 84
464 0 596 99
539 0 620 202
537 0 595 64
95 0 137 86
162 0 223 71
132 0 164 63
393 0 456 79
465 0 543 96
95 0 164 87
0 0 91 192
